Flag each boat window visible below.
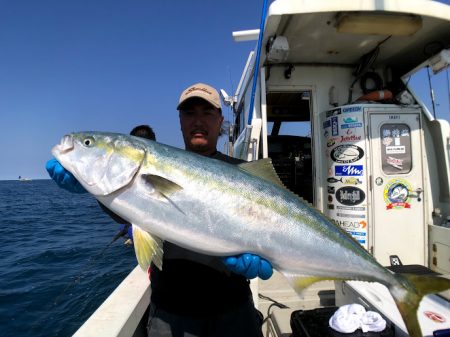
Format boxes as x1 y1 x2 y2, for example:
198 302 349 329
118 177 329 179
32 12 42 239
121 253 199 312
380 123 412 174
265 91 313 202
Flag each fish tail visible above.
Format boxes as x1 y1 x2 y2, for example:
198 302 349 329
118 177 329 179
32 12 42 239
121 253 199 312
390 273 450 337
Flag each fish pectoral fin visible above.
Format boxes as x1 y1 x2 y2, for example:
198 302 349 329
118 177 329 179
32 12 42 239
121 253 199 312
238 159 286 189
141 174 183 196
141 174 186 214
132 224 164 271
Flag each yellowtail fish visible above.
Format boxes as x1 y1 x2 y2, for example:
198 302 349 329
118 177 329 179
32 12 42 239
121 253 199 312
52 132 450 337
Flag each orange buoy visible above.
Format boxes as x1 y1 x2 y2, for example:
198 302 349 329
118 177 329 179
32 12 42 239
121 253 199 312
356 90 393 101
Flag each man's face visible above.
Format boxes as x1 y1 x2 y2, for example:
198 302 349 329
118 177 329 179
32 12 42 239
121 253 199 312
179 99 224 156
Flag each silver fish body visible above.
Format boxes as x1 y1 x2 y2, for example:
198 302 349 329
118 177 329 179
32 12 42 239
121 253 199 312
52 132 450 337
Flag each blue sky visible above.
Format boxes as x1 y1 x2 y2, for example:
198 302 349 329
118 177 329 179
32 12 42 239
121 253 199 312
0 0 449 180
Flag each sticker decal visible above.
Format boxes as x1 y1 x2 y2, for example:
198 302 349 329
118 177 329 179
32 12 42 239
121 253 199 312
343 177 363 185
336 186 366 206
327 177 343 184
330 145 364 163
384 179 412 210
424 311 446 323
331 117 339 136
335 165 363 176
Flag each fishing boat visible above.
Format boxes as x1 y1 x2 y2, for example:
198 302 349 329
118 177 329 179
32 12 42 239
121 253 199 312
18 176 32 181
73 1 450 336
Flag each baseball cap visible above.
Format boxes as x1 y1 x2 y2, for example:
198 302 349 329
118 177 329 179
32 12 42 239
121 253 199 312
177 83 221 110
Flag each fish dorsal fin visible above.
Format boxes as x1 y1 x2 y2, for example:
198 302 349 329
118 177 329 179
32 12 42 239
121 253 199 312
238 158 285 189
132 224 164 271
141 174 183 196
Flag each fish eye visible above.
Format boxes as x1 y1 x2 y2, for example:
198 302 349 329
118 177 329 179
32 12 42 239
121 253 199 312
83 137 95 147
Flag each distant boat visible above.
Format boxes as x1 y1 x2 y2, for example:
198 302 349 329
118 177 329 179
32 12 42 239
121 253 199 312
18 176 32 182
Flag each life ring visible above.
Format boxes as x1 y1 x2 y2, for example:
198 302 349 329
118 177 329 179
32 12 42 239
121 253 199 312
356 90 393 101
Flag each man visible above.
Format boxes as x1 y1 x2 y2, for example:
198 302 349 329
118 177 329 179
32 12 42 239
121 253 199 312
46 84 273 337
146 83 272 337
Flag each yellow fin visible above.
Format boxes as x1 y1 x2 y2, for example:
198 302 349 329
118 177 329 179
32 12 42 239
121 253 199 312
238 158 285 189
390 273 450 337
132 224 164 271
282 272 344 294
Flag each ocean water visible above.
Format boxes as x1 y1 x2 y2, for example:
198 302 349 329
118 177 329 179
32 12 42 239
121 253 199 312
0 179 137 337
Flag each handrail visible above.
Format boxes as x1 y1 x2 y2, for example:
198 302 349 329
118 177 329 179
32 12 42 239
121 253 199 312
247 0 269 126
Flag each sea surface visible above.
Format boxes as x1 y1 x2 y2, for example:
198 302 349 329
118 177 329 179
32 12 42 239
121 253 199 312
0 179 137 337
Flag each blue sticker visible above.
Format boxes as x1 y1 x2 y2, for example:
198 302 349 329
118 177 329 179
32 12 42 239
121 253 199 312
342 106 361 113
335 165 363 176
331 117 339 136
323 120 331 129
341 122 363 129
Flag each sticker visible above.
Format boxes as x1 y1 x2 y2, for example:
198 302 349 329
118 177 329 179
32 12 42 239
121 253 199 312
375 177 383 186
343 177 363 185
336 186 366 206
384 179 412 210
347 231 367 237
331 117 339 136
340 135 362 142
327 138 337 147
331 145 364 163
343 117 358 123
341 122 363 129
328 186 335 194
327 177 343 184
342 106 361 113
327 204 334 210
326 108 342 118
337 206 365 211
336 213 366 218
323 120 331 129
335 165 363 176
332 219 367 229
386 156 403 170
382 137 393 146
424 311 446 323
386 146 405 154
328 195 333 203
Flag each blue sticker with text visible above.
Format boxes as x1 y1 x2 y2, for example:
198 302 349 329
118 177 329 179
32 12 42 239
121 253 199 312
335 165 363 176
331 117 338 136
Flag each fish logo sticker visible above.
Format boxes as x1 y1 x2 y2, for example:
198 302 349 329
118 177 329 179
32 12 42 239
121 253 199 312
331 145 364 163
336 186 365 206
335 165 363 176
343 177 363 185
384 179 412 210
327 177 343 184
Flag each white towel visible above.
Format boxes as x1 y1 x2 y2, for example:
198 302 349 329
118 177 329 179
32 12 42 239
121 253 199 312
329 304 365 333
329 304 387 333
360 311 386 333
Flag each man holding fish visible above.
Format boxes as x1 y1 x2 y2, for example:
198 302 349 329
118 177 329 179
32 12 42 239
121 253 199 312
46 83 272 337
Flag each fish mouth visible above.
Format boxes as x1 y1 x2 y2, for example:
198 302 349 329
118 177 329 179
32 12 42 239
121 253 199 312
52 134 74 157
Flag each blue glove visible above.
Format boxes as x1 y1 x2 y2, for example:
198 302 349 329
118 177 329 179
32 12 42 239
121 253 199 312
46 158 87 194
223 253 273 280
